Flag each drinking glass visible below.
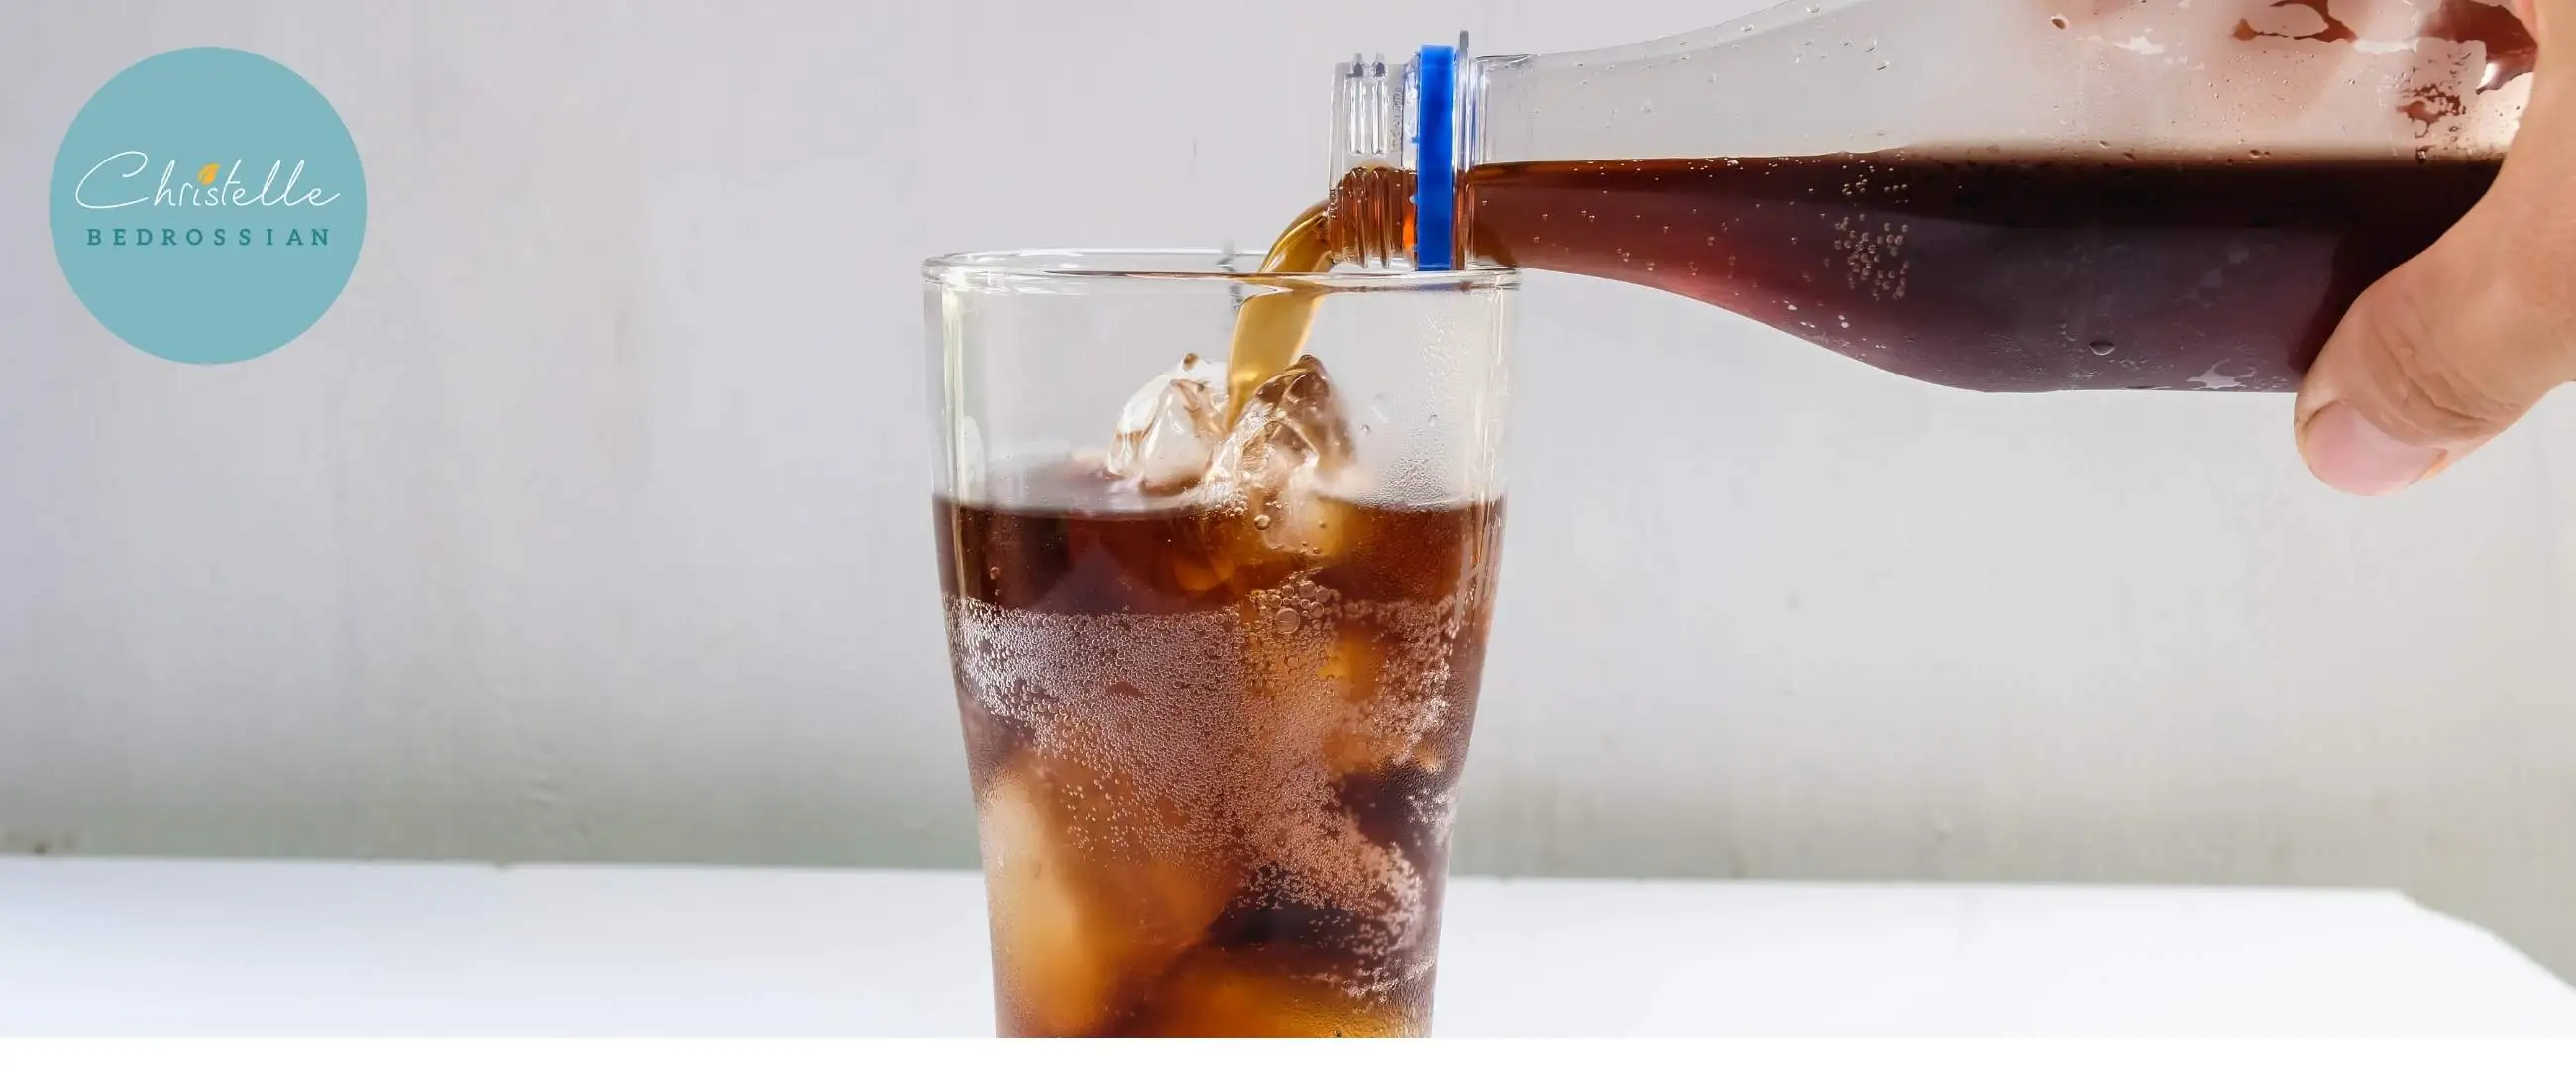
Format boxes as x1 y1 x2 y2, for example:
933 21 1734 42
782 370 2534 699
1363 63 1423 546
923 250 1514 1036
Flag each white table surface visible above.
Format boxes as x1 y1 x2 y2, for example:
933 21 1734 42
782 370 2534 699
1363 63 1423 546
3 858 2571 1036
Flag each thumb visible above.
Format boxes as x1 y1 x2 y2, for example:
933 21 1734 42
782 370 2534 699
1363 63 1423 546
2296 0 2576 496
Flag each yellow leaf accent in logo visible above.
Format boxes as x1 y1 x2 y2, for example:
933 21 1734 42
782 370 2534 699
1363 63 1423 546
197 163 220 186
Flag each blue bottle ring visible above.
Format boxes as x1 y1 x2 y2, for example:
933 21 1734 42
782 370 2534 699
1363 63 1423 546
1413 43 1458 270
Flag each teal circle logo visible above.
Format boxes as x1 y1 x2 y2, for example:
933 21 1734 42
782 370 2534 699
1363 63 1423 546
50 48 366 366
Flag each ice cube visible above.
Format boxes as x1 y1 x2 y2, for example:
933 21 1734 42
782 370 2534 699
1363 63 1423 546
1207 356 1352 485
979 763 1122 1035
1105 355 1227 496
979 754 1240 1036
1199 356 1365 556
1273 483 1364 564
1129 945 1419 1037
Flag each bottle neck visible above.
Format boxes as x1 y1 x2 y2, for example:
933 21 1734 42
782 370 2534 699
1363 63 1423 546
1325 163 1415 268
1324 42 1478 269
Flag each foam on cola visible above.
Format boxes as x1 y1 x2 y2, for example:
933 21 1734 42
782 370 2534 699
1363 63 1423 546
939 341 1502 1036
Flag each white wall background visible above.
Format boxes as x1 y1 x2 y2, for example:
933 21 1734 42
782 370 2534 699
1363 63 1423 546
3 1 2572 977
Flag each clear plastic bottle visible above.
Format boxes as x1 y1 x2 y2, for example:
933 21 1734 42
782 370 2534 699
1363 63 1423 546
1325 0 2535 392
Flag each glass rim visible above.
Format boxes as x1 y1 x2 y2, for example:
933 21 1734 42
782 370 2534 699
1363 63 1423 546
922 248 1519 291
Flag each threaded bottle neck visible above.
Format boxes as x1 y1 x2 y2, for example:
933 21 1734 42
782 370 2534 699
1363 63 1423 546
1324 43 1472 268
1325 53 1413 268
1326 164 1414 268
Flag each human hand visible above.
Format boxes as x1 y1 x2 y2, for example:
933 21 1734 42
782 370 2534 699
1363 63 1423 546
2297 0 2575 495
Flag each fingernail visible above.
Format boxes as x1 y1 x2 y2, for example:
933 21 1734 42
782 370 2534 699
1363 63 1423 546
2301 402 2445 496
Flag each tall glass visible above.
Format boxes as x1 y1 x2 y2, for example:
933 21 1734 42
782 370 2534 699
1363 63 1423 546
924 251 1514 1037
